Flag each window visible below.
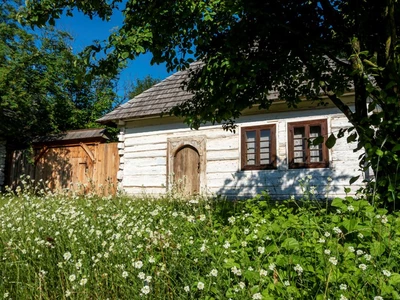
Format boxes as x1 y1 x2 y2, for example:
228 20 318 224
288 119 329 169
241 124 276 170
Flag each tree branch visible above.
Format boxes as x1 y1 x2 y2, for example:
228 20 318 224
318 0 346 33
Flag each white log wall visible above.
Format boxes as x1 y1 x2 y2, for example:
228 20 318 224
121 107 364 199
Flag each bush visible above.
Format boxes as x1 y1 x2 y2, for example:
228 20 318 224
0 188 399 299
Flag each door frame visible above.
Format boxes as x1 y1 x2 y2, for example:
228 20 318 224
167 136 207 194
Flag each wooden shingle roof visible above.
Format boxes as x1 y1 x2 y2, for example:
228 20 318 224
97 61 286 124
97 63 203 124
34 128 110 145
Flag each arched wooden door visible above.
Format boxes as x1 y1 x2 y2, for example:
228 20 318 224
173 145 200 195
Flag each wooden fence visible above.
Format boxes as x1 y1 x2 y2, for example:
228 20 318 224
7 142 119 195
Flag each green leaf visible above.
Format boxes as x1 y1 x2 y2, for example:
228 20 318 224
331 198 345 208
376 149 384 157
121 51 130 59
312 136 324 146
349 175 360 185
392 144 400 152
370 241 386 257
281 237 299 250
389 273 400 286
325 133 336 148
347 133 357 143
342 218 358 232
223 258 238 269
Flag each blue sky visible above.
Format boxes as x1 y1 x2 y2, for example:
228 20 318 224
55 9 172 97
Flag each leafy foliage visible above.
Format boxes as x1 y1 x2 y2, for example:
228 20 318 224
19 0 400 206
124 75 160 100
1 183 400 299
0 1 119 145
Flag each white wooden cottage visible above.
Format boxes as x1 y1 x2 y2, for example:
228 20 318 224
98 67 364 199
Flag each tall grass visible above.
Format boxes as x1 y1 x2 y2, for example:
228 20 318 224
1 182 400 299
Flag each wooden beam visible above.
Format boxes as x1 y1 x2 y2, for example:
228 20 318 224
34 146 49 165
80 143 95 162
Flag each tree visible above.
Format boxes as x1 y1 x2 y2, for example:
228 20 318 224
20 0 400 207
124 75 160 100
0 1 119 145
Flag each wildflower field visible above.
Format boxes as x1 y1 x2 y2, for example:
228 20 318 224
1 187 400 299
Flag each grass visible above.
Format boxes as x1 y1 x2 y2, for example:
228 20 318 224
1 184 400 299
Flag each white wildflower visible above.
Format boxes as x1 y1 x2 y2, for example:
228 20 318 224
347 205 354 211
252 292 263 299
197 281 205 290
364 254 372 261
63 252 72 261
68 274 76 282
381 215 388 224
223 241 230 249
382 270 391 277
339 284 347 290
134 260 143 269
329 257 338 265
80 278 87 286
210 269 218 277
184 286 190 292
141 286 150 295
228 216 236 224
294 264 303 274
231 266 242 276
359 264 367 271
260 269 268 276
258 246 265 254
324 249 331 255
238 282 246 289
333 227 342 234
138 272 146 280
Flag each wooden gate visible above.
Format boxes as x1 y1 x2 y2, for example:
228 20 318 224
7 142 119 195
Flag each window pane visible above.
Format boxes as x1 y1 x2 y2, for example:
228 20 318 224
246 131 256 165
260 129 270 164
293 127 305 163
310 126 322 162
310 125 321 138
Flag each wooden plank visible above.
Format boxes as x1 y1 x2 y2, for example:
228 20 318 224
8 142 119 196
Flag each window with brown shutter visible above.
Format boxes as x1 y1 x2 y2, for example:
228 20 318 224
241 124 276 170
288 119 329 169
